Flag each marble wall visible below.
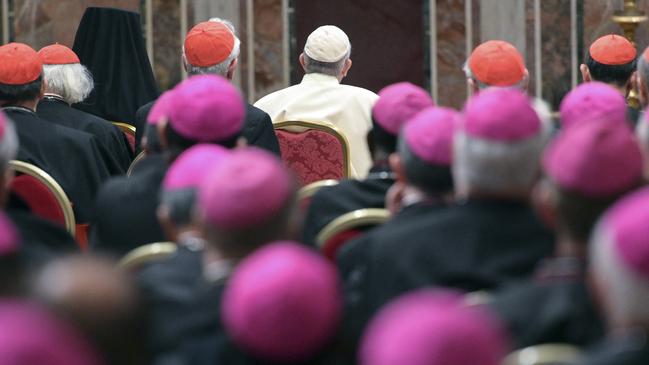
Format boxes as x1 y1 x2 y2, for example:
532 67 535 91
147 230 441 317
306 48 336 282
4 0 648 110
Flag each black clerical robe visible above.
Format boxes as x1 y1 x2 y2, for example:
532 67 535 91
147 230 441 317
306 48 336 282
5 107 117 223
134 101 281 156
490 257 604 349
302 166 394 247
338 199 554 347
576 332 649 365
37 97 133 171
90 160 167 256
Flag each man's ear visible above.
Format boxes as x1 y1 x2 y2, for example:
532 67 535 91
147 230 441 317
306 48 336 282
627 71 638 98
299 53 307 72
580 64 591 82
157 118 170 151
227 58 238 81
521 68 530 91
389 152 406 183
531 179 558 230
340 58 352 79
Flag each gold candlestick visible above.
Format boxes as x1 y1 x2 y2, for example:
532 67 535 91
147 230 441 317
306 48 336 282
613 0 647 109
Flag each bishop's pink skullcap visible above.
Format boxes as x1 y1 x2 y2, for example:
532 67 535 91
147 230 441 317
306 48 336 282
162 144 230 191
199 148 292 230
543 121 642 197
168 74 245 142
559 82 628 129
0 301 103 365
360 290 508 365
0 211 20 256
222 242 342 362
602 187 649 280
404 107 458 165
462 88 540 141
147 90 175 125
372 82 434 135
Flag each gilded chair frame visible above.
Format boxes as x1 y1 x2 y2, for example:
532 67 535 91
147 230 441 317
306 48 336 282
297 179 339 202
9 160 76 235
274 120 352 178
501 343 582 365
316 208 391 249
112 122 137 137
118 242 177 271
127 151 146 177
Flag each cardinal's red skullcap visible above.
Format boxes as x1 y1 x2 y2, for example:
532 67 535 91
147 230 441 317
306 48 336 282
589 34 636 65
468 40 525 87
38 44 80 65
184 21 235 67
0 43 43 85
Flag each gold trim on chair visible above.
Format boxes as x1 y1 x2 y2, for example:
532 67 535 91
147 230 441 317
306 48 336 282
112 122 136 136
127 151 146 177
297 179 339 202
501 344 582 365
118 242 177 271
9 160 76 235
316 208 391 249
274 120 352 178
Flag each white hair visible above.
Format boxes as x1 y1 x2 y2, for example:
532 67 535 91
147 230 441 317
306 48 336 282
303 48 351 77
590 223 649 327
184 17 241 76
0 118 18 173
42 64 94 104
453 130 546 195
462 60 527 90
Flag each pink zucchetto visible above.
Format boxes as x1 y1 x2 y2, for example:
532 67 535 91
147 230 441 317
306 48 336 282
199 148 292 230
360 290 508 365
602 187 649 280
167 74 245 142
372 82 434 135
543 121 643 197
162 144 230 191
0 211 20 256
147 90 176 125
222 242 342 362
462 88 540 141
559 81 628 129
404 107 459 165
0 301 103 365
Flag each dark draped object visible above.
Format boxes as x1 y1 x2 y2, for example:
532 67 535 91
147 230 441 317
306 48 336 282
72 7 159 126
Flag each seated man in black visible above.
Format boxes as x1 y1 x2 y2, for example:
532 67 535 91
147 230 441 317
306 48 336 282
91 74 246 256
491 121 643 349
302 82 433 246
0 42 119 224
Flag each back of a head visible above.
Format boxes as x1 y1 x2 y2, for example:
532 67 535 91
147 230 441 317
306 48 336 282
302 25 351 77
360 290 508 365
38 44 94 105
454 88 546 197
160 144 230 229
183 19 241 76
198 148 296 251
590 187 649 329
585 34 637 87
559 81 629 130
465 40 526 89
164 74 245 157
543 121 643 242
33 255 143 365
398 106 457 196
0 301 103 365
222 242 341 363
0 43 44 105
371 82 434 155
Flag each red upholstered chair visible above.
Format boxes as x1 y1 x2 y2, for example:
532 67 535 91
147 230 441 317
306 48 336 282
316 208 390 261
274 121 351 186
9 160 76 237
113 122 136 153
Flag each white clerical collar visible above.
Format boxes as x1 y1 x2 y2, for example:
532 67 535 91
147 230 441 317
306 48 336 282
301 73 340 85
